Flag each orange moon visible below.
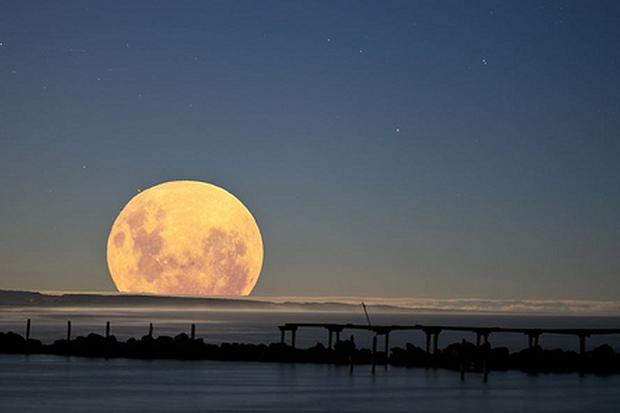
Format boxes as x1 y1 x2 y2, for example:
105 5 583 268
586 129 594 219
106 181 263 296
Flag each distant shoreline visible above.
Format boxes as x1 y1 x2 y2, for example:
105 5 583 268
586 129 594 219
2 289 620 316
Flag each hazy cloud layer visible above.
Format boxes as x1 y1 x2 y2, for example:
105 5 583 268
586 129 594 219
259 297 620 316
7 290 620 316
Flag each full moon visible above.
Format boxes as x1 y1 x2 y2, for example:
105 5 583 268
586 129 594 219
106 181 263 296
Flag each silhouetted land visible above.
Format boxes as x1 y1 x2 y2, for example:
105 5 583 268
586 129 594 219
0 290 406 312
1 328 619 374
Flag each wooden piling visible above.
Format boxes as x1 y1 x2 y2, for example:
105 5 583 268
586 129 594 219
148 323 153 338
432 331 440 355
349 335 355 375
190 323 196 340
104 321 111 359
291 328 296 349
66 320 72 355
25 319 31 355
328 330 333 349
280 328 285 344
384 332 390 369
459 339 466 381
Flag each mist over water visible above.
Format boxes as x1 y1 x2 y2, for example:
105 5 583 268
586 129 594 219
1 291 619 352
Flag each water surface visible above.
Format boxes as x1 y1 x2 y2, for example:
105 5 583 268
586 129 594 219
0 355 618 412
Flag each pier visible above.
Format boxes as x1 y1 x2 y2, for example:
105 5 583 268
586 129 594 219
278 322 620 356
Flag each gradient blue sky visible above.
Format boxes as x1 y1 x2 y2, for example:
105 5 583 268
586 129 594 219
1 0 619 299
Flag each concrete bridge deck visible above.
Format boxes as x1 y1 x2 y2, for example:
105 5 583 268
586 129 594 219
278 322 620 355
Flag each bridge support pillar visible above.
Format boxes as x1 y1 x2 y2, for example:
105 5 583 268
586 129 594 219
579 334 587 356
384 332 390 368
527 333 540 349
371 335 377 375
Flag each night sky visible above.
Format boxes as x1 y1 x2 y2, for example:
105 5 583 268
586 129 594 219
1 1 619 299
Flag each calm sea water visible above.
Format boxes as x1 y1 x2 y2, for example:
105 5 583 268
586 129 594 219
0 354 619 412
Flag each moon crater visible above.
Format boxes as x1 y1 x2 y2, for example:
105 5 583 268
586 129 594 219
106 181 263 296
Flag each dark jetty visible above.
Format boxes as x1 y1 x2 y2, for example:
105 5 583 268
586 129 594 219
2 320 620 375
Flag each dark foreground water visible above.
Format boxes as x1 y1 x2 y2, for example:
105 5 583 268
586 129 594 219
1 354 619 412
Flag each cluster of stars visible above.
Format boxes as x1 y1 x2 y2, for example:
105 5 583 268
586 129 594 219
325 36 366 55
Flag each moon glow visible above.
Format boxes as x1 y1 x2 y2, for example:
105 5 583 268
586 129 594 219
106 181 263 296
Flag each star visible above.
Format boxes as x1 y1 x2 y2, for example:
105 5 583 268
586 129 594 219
481 58 488 65
395 128 400 133
82 165 87 169
359 49 364 54
0 42 3 46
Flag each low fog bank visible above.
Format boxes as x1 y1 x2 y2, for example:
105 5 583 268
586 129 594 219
1 290 619 316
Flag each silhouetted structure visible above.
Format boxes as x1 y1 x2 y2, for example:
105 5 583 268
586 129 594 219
1 320 620 377
278 322 620 358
